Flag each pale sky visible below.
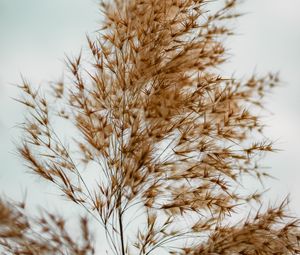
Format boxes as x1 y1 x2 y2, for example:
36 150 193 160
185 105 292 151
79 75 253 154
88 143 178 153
0 0 300 251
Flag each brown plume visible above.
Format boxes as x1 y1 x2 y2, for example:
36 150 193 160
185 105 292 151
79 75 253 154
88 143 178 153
1 0 299 254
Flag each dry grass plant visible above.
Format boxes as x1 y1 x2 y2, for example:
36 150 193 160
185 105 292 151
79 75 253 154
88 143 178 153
1 0 300 254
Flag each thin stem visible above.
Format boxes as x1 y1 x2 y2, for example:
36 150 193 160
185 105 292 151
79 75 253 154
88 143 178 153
118 46 126 255
118 199 126 255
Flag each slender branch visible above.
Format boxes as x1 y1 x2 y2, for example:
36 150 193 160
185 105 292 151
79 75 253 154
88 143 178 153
118 47 127 255
118 196 126 255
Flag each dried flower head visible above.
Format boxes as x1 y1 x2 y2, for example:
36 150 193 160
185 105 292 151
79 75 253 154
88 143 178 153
1 0 299 254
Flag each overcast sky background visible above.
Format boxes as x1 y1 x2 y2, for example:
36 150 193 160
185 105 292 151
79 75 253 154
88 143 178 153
0 0 300 247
